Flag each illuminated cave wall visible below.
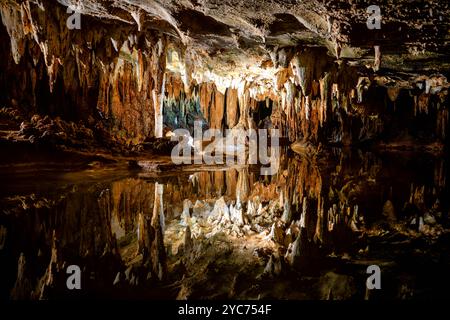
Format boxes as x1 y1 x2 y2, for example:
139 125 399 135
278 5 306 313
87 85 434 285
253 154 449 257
0 0 449 147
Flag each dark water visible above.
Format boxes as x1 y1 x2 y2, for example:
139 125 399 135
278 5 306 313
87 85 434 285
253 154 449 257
0 149 449 300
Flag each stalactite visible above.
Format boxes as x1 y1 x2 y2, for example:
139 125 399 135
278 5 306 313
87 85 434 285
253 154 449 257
198 82 211 123
437 108 448 140
1 0 449 152
210 90 225 130
1 2 26 64
319 73 329 126
225 88 239 128
0 0 177 144
314 195 324 244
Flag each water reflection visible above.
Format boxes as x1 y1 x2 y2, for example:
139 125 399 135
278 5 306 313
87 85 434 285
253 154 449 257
0 149 449 299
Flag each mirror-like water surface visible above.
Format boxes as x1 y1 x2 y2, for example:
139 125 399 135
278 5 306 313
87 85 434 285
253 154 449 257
1 149 449 300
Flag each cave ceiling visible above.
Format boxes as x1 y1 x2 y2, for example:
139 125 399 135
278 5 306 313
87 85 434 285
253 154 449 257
1 0 449 121
53 0 449 84
53 0 450 73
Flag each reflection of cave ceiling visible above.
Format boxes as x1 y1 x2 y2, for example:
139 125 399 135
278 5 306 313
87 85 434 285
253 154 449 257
56 0 450 76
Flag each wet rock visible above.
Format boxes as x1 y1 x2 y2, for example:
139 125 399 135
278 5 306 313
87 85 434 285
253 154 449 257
141 137 178 155
423 212 436 225
128 160 141 170
15 114 105 151
291 140 320 156
0 107 24 122
382 200 397 223
258 254 283 279
10 253 32 300
0 225 7 250
184 226 193 253
319 272 356 300
252 224 265 234
253 247 273 260
19 121 36 136
136 161 176 171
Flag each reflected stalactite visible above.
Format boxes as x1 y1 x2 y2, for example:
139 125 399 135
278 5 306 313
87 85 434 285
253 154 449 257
435 159 447 189
226 170 238 198
284 156 322 206
148 183 167 281
0 148 449 299
236 168 250 202
111 179 155 236
437 107 449 141
10 253 32 300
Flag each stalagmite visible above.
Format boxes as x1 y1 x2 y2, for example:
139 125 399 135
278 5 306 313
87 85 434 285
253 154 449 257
300 198 307 228
281 200 292 224
210 197 230 222
181 199 192 226
286 227 308 267
229 203 244 226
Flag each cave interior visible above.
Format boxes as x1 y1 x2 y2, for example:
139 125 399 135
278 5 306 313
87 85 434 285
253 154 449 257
0 0 449 300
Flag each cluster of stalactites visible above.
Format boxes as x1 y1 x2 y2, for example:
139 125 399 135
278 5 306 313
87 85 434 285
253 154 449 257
1 0 174 141
270 48 450 143
268 47 366 142
163 70 279 131
1 0 64 92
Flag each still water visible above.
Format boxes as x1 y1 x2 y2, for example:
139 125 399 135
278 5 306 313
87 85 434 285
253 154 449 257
0 149 449 300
